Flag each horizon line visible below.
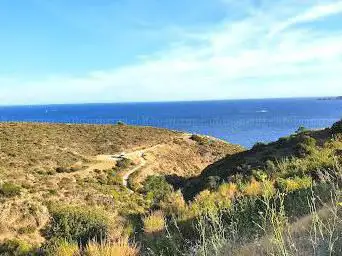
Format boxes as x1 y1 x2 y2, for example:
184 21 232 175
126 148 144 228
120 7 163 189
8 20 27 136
0 95 341 108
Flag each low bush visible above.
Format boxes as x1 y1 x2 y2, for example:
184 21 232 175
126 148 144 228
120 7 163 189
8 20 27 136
252 142 267 150
276 176 312 192
0 182 21 197
160 190 186 216
295 135 316 157
143 175 173 206
191 190 232 216
17 225 36 235
44 205 111 246
217 182 238 199
41 238 79 256
295 126 308 134
332 119 342 134
205 175 221 190
115 158 133 169
241 178 263 197
56 167 69 173
116 121 126 126
143 211 165 234
190 134 208 145
0 239 35 256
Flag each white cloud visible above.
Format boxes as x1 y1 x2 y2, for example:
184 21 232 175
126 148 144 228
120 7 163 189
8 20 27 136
1 0 342 105
270 1 342 35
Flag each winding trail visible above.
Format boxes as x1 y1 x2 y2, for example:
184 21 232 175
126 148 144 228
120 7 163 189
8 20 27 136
122 151 147 187
57 144 161 189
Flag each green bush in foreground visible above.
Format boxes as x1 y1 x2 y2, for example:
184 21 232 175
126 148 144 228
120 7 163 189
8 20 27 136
0 239 35 256
44 205 111 246
143 175 173 206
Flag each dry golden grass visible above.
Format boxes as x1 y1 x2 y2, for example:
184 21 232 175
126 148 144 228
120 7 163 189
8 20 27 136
143 210 166 234
0 122 242 244
242 178 263 197
0 122 179 173
54 240 79 256
85 240 139 256
218 182 238 199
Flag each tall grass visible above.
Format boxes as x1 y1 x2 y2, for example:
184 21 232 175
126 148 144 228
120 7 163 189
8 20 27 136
143 211 166 234
85 239 140 256
54 240 79 256
145 161 341 256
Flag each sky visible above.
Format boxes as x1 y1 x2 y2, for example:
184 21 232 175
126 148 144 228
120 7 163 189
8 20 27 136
0 0 342 105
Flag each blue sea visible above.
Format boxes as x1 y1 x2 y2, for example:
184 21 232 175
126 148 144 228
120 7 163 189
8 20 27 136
0 98 341 148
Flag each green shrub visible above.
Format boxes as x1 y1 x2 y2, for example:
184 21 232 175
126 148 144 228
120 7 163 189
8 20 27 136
332 119 342 134
0 182 21 197
41 238 79 256
106 172 123 186
17 225 36 235
191 190 232 216
283 182 333 219
252 169 268 181
205 176 221 190
44 205 111 246
160 190 186 216
295 135 316 157
56 167 69 173
228 197 265 237
252 142 266 150
190 134 207 145
295 126 308 134
265 160 277 175
115 158 133 169
143 175 173 206
276 176 312 192
0 239 35 256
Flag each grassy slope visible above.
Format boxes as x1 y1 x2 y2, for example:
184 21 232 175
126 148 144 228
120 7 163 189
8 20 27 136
2 121 340 255
0 122 243 244
183 127 336 199
0 122 178 172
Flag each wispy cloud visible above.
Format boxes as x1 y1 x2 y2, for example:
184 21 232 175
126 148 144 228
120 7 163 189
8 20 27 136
270 1 342 35
1 0 342 105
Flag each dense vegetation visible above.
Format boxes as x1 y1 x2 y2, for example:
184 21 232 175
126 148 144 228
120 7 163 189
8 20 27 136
0 120 341 255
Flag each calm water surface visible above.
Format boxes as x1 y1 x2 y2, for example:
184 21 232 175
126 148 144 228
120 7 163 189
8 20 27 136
1 98 341 148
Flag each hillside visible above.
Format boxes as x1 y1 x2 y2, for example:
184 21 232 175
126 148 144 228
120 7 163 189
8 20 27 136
0 122 242 246
0 121 341 255
182 126 336 199
0 122 242 176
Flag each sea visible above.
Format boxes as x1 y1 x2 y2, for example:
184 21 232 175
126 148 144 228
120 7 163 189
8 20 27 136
0 98 341 148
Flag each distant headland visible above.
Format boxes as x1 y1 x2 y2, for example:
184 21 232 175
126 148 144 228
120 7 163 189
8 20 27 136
317 96 342 100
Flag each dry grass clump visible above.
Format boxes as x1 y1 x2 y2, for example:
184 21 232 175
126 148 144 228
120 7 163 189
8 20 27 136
143 211 166 234
160 190 186 216
241 178 263 197
85 239 140 256
53 240 80 256
217 182 238 199
277 176 313 192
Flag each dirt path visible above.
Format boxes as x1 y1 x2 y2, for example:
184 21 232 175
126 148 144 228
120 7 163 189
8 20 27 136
56 144 161 188
122 152 146 187
121 144 161 189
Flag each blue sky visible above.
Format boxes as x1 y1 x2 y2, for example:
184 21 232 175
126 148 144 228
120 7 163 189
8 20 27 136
1 0 342 105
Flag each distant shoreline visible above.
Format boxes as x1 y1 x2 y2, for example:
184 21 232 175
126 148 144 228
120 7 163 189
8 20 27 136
317 96 342 101
1 96 341 108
